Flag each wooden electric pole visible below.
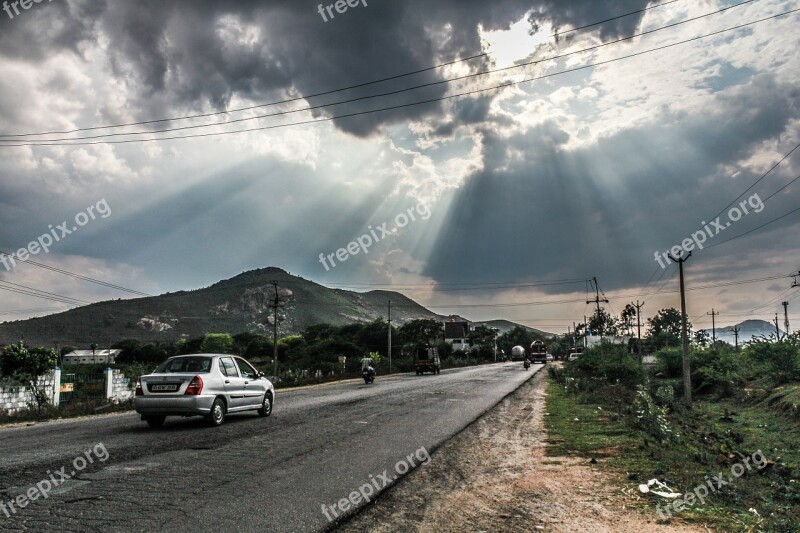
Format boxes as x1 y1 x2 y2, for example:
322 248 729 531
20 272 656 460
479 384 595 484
707 309 718 343
669 251 692 406
634 300 644 358
270 280 284 381
782 301 790 340
775 314 781 340
387 300 392 373
733 325 740 350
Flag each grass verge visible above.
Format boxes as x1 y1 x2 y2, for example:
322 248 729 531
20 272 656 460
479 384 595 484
544 376 800 532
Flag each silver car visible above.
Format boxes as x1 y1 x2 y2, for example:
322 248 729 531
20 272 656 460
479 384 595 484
135 354 274 427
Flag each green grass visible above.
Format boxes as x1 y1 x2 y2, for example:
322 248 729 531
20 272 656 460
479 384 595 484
545 380 638 458
544 376 800 531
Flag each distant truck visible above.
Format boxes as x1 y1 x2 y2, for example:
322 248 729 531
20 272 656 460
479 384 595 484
530 340 548 364
567 347 583 361
414 346 440 375
511 345 526 361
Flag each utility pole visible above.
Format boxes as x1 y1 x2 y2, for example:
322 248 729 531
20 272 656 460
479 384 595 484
775 314 781 341
270 280 284 381
669 251 692 406
707 309 718 343
634 300 644 358
587 277 610 317
733 325 740 351
587 278 610 354
782 301 790 339
387 300 392 374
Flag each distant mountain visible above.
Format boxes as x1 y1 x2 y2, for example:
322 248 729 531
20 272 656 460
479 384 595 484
0 267 548 347
473 319 552 338
702 319 784 345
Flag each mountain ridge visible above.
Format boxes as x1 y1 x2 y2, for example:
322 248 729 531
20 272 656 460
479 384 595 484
0 267 548 347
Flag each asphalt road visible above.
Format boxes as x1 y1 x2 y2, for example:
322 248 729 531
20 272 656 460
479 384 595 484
0 362 543 533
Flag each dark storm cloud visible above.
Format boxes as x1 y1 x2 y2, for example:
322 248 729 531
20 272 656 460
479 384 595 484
0 0 651 137
423 74 800 290
528 0 656 41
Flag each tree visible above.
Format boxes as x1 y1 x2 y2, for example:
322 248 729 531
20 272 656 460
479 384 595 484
467 325 496 350
355 319 393 357
399 319 443 347
621 304 637 335
200 333 234 354
496 326 539 355
0 342 57 414
647 308 691 350
589 307 619 336
693 330 710 348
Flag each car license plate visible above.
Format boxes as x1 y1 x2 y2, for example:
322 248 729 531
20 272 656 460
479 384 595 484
151 384 179 392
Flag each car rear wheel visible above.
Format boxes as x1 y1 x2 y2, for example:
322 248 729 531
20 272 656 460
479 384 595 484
208 398 226 426
145 416 166 428
258 393 273 417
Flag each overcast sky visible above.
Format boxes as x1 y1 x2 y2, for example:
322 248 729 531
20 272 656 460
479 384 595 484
1 0 798 333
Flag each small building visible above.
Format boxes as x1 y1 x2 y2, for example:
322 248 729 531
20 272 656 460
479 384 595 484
62 349 121 365
444 320 471 351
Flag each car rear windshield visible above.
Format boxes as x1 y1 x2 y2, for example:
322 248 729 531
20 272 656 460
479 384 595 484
155 356 212 374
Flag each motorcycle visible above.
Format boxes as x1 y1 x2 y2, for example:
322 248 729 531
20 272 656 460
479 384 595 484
362 366 376 384
523 359 530 370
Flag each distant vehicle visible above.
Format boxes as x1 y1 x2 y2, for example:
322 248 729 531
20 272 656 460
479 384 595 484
530 340 548 364
414 346 440 375
546 354 554 362
511 345 526 361
361 357 376 384
567 347 584 361
135 354 274 428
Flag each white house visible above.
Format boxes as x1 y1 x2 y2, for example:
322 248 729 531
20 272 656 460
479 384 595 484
62 349 121 365
444 321 471 351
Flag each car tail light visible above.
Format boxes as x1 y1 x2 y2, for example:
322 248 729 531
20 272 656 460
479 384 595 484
135 380 143 396
184 375 203 395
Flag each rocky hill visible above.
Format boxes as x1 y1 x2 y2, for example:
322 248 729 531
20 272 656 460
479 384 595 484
0 267 440 347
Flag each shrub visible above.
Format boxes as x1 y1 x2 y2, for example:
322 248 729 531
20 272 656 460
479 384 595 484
567 343 644 389
746 335 799 384
654 347 683 378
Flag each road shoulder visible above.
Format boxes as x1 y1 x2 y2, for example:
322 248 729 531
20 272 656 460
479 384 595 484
337 369 705 532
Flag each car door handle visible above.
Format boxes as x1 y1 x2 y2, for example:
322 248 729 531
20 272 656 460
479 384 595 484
225 380 230 384
244 381 249 385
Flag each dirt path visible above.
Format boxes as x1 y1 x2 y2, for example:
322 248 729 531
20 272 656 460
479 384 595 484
337 369 706 532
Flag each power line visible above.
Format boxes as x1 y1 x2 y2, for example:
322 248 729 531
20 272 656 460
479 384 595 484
708 141 800 223
704 205 800 250
0 251 151 297
0 0 688 139
4 1 786 148
0 281 90 306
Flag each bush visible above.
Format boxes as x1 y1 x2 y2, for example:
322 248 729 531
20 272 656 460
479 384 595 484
691 347 740 396
566 343 644 389
654 347 683 378
746 335 800 384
